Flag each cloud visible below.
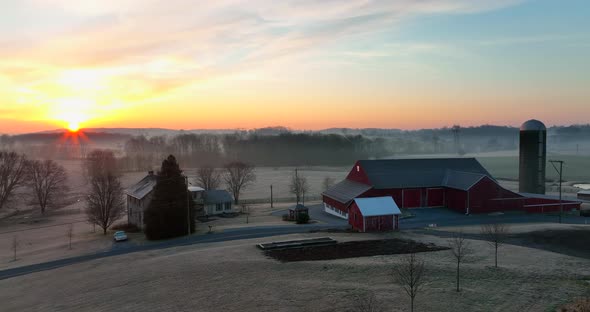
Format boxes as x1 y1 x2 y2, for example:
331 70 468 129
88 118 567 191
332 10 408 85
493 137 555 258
1 0 523 106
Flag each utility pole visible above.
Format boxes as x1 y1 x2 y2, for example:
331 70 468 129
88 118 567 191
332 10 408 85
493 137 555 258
270 185 274 208
186 176 191 236
549 160 564 223
295 168 300 205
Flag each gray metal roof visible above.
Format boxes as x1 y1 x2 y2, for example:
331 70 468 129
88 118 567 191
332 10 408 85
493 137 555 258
442 170 487 191
520 119 546 131
354 196 401 216
358 158 493 189
322 179 372 204
126 174 157 199
203 190 233 204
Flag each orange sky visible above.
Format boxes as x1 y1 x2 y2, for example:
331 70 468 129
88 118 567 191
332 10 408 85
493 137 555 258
1 0 589 134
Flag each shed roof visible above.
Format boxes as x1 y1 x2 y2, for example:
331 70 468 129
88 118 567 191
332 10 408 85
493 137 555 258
354 196 401 217
322 179 372 204
203 190 233 204
358 158 493 189
126 174 157 199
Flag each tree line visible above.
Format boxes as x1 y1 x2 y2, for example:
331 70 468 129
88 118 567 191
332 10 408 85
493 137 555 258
120 132 389 171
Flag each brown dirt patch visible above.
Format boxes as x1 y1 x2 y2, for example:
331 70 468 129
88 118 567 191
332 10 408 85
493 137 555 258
264 238 448 262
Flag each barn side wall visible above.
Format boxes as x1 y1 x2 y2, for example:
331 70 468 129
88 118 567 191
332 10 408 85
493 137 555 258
348 203 364 231
346 161 372 185
364 215 395 232
445 188 467 213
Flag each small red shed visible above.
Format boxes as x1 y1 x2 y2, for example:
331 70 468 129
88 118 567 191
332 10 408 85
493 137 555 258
349 197 401 232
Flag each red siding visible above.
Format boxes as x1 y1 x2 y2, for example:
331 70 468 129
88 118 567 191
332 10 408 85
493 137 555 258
348 202 364 231
468 177 503 213
322 195 348 212
348 202 397 232
446 188 468 213
345 161 371 185
427 188 444 207
523 197 581 213
403 189 421 208
364 215 395 232
361 188 403 207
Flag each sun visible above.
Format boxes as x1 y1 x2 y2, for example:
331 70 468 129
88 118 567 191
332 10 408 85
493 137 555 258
67 121 80 132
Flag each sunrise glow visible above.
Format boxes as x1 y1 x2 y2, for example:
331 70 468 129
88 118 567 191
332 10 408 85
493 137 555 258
0 1 589 134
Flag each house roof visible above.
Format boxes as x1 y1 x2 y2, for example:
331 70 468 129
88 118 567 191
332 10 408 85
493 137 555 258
322 179 372 204
125 174 157 200
203 190 233 204
354 196 401 216
188 186 205 192
358 158 493 189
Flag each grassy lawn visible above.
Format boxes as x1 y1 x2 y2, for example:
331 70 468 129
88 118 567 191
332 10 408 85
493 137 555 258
477 155 590 182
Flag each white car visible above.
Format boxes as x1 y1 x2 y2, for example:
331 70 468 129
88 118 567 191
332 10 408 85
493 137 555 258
113 231 128 242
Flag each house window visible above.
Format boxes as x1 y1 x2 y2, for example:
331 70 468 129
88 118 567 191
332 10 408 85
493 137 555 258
225 203 232 211
356 165 360 172
216 203 223 211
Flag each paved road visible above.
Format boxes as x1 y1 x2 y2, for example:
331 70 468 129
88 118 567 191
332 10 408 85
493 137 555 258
1 205 587 281
0 223 345 281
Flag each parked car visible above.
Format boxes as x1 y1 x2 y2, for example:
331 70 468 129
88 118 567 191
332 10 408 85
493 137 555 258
113 231 128 242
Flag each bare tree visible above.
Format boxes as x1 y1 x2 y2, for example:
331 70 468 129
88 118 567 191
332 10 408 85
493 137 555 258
480 223 510 268
195 165 221 190
289 170 309 205
322 176 335 192
85 150 125 235
86 173 125 235
353 292 383 312
11 236 19 261
28 159 69 215
392 252 426 312
83 149 118 180
223 162 256 204
0 152 28 211
66 224 74 250
449 231 473 292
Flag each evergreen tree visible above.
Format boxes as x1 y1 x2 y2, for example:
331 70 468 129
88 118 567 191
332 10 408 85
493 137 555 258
144 155 195 240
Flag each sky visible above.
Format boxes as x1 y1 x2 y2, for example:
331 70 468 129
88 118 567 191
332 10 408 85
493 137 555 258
0 0 589 133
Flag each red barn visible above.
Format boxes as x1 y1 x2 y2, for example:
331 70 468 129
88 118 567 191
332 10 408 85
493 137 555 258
322 158 581 221
349 197 401 232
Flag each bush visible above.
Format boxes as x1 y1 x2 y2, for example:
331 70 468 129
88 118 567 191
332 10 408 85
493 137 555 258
282 213 291 221
296 212 310 224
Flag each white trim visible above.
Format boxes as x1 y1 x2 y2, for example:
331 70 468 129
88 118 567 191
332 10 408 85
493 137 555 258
323 203 348 219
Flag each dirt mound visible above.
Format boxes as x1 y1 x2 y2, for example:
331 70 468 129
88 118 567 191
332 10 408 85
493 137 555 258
265 238 448 262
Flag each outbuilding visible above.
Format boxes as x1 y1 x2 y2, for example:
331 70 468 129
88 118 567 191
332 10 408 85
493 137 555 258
349 196 401 232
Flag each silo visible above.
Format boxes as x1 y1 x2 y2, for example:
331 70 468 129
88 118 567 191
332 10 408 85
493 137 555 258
519 119 546 194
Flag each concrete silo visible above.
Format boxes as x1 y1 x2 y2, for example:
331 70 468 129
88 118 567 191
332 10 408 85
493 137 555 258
519 119 547 194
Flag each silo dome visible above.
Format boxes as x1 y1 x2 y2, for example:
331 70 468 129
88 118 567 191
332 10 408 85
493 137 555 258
520 119 546 131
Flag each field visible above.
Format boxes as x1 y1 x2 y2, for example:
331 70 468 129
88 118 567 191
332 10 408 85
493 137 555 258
1 226 590 311
477 154 590 182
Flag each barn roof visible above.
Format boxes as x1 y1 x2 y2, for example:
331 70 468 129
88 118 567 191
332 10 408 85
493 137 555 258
354 197 401 216
126 174 157 199
358 158 493 189
442 170 487 191
322 179 372 204
203 190 233 204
